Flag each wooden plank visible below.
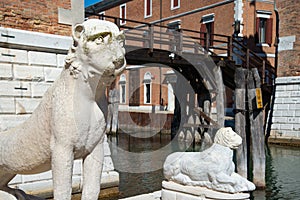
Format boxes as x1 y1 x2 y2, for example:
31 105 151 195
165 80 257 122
234 68 248 179
248 68 266 188
183 123 219 129
193 107 219 126
111 102 119 134
214 64 225 126
106 103 113 134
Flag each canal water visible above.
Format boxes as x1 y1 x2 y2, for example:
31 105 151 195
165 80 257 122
108 133 300 200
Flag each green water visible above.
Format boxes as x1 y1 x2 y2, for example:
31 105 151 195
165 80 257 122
108 133 300 199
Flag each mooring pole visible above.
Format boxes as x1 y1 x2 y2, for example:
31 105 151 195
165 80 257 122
234 68 248 178
248 68 266 188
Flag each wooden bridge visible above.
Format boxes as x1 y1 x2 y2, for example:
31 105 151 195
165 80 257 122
87 13 275 124
86 13 272 187
89 14 275 92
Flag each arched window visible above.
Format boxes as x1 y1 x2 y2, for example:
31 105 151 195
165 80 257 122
119 74 126 104
143 72 152 104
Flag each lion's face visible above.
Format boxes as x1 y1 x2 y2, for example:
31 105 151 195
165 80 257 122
214 127 242 149
73 19 126 80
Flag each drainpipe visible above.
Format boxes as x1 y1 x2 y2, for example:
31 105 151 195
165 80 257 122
265 0 279 140
274 0 279 77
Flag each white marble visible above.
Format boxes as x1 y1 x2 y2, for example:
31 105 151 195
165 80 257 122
163 127 255 194
0 19 126 200
162 181 250 200
0 191 17 200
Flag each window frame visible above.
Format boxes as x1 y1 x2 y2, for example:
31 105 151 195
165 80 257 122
120 3 126 25
144 0 152 18
143 72 152 104
200 14 215 47
171 0 180 10
256 11 273 46
119 74 126 104
99 11 105 20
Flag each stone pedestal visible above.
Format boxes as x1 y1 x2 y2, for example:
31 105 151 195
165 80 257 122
161 181 250 200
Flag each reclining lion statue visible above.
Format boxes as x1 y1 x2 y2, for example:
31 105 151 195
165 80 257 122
163 127 255 193
0 19 126 200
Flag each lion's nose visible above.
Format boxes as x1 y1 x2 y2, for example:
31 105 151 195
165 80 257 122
113 58 125 69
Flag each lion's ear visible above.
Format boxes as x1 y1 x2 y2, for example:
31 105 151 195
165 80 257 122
72 24 84 42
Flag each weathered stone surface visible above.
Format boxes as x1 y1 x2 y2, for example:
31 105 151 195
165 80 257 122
162 181 250 200
30 82 52 97
0 114 31 131
15 98 41 114
0 191 17 200
28 51 57 66
0 19 126 200
270 76 300 143
0 81 31 97
163 127 255 194
13 64 44 81
0 47 28 64
0 97 15 113
44 67 63 82
0 63 13 79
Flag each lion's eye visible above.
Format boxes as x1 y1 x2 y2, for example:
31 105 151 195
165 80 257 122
95 37 103 44
102 34 111 44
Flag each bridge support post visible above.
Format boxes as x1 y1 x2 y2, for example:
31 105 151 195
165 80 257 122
234 68 266 188
234 68 248 179
247 68 266 188
215 64 225 126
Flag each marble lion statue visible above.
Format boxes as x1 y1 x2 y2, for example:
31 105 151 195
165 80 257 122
0 19 126 200
163 127 256 193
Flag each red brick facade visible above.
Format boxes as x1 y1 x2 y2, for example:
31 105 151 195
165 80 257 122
0 0 71 35
276 0 300 77
90 0 277 109
99 0 276 57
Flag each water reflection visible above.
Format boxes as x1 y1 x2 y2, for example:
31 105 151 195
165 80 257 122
108 133 300 199
253 145 300 200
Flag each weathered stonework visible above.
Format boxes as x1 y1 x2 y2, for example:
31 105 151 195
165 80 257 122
269 76 300 144
0 24 120 199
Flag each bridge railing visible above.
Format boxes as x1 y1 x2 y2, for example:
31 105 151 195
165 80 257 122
87 13 275 86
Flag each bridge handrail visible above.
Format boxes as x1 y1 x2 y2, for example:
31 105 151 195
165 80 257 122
87 13 275 86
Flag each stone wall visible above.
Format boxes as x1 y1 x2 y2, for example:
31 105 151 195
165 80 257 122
269 1 300 144
269 76 300 144
0 26 118 198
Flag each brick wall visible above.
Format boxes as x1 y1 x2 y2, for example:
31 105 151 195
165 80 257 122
268 1 300 143
276 0 300 77
104 0 235 37
0 0 71 36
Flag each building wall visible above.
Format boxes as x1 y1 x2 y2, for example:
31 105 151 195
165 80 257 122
92 0 277 113
269 0 300 144
0 0 71 35
99 0 276 56
276 0 300 77
116 66 171 109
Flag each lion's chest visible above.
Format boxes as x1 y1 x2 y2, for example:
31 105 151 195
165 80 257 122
73 103 106 158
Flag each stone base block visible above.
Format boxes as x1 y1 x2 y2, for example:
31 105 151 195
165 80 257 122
162 181 250 200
